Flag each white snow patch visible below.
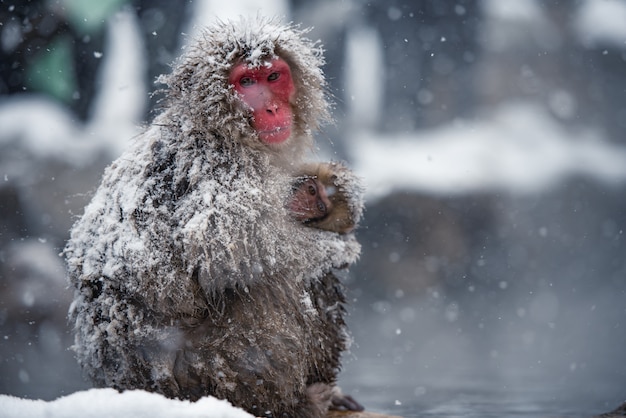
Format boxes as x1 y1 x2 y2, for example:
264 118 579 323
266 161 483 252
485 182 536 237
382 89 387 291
345 25 383 129
0 98 88 163
574 0 626 46
482 0 544 22
300 291 316 315
0 388 253 418
351 102 626 198
88 9 147 155
187 0 289 41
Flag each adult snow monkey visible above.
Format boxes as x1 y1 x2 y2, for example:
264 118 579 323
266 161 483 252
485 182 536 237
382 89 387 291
64 17 365 418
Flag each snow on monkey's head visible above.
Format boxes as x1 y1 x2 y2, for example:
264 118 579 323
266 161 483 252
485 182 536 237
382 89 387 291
158 17 331 160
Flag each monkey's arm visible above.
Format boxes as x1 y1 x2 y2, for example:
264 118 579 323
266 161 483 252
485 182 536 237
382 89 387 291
175 163 361 297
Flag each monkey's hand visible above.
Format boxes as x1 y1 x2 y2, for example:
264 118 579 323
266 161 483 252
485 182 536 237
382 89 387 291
330 386 365 412
305 383 365 416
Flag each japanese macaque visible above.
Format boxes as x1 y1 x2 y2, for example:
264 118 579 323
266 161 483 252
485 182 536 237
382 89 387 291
64 17 364 418
290 162 358 234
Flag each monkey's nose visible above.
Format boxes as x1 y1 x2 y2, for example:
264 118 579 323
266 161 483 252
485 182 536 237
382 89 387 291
265 102 282 116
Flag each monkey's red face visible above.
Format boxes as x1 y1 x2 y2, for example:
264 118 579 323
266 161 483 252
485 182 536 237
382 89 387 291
229 58 296 145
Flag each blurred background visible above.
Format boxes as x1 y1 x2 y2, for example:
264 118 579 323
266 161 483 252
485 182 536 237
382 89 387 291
1 1 625 417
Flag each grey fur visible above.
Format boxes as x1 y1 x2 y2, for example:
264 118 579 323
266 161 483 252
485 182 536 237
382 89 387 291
64 17 363 418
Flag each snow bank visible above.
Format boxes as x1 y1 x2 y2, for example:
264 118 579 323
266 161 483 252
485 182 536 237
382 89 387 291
187 0 288 41
0 98 89 164
0 389 253 418
351 102 626 198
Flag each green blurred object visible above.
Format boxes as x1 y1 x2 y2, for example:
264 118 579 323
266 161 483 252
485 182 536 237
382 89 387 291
61 0 127 34
26 36 77 103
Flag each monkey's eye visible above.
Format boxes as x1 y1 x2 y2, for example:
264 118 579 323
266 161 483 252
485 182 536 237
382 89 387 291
267 72 280 82
317 201 326 213
239 77 255 87
308 184 317 196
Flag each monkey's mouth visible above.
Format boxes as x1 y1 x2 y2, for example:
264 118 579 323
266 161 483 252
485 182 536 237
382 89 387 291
258 126 291 144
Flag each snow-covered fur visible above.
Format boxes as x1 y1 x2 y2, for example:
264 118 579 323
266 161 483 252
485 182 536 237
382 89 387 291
64 17 363 418
158 17 330 163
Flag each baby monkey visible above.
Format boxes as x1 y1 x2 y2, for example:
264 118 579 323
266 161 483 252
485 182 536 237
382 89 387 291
290 162 359 234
